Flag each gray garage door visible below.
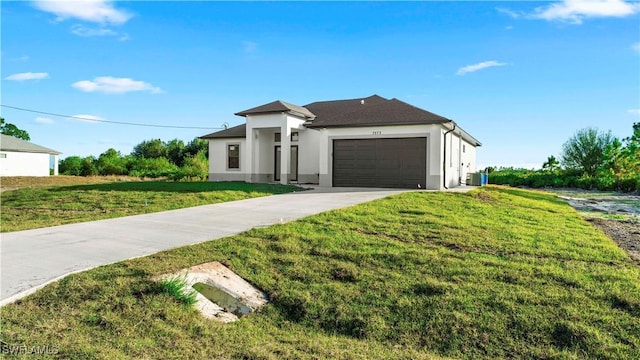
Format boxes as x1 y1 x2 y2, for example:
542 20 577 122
333 138 426 189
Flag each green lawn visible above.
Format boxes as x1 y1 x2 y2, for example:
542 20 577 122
0 181 300 232
1 186 638 359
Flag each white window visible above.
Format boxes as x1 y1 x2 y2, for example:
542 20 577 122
291 132 299 142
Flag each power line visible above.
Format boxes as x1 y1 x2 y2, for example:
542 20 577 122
0 104 223 130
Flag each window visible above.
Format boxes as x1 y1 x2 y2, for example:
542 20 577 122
227 144 240 169
0 153 6 158
463 144 466 153
274 132 281 142
291 132 299 142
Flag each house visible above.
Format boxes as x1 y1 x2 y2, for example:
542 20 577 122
201 95 481 190
0 134 61 176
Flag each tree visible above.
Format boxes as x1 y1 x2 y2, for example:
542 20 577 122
541 155 560 171
184 138 208 159
96 148 129 175
81 156 99 176
132 139 167 159
561 128 616 176
0 117 30 141
166 139 185 166
59 156 83 176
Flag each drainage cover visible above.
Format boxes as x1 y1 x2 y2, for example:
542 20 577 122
156 261 268 322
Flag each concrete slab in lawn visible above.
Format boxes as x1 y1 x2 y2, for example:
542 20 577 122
1 186 414 305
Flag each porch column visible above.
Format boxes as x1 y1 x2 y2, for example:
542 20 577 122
280 124 291 185
245 126 255 183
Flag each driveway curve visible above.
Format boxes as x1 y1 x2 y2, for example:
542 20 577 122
1 187 409 305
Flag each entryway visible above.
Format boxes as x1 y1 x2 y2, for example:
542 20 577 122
274 145 298 182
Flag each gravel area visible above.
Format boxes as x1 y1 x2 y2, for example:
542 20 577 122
588 218 640 265
542 188 640 266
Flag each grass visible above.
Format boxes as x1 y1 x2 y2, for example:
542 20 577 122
0 180 300 232
157 275 198 306
1 186 639 359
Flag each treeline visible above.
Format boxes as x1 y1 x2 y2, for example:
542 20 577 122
488 123 640 193
59 138 209 181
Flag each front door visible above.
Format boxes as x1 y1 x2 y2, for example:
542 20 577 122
274 146 298 182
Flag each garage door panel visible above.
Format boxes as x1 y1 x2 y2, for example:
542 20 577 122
333 138 426 189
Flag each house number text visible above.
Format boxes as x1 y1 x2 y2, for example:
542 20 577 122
372 131 382 135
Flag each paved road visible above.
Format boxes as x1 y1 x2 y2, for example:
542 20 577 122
1 187 410 305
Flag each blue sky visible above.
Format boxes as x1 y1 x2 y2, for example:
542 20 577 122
2 0 639 169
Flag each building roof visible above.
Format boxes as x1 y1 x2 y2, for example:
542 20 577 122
200 124 246 139
305 96 451 128
0 134 61 155
235 100 316 120
202 95 480 146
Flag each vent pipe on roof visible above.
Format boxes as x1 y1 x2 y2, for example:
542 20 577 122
360 100 365 104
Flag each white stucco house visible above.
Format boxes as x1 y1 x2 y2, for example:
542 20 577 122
201 95 481 190
0 134 61 176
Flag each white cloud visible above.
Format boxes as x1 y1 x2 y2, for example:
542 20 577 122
9 55 29 62
70 24 130 40
456 61 507 76
5 72 49 81
498 0 639 24
72 76 163 94
632 42 640 53
32 0 132 25
70 114 104 123
628 109 640 116
71 24 116 37
35 117 54 124
496 7 523 19
243 41 258 53
118 33 131 42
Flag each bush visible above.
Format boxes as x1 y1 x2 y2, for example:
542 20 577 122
59 156 83 176
129 157 179 178
488 167 637 193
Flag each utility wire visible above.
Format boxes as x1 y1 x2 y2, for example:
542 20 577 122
0 104 223 130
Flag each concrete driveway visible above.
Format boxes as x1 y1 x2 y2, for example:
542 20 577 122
1 187 410 305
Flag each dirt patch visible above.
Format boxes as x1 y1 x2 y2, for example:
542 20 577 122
0 176 160 192
587 218 640 265
543 188 640 265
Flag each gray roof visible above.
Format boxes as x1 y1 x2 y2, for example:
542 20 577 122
202 95 480 146
235 100 316 120
0 134 61 155
305 95 451 128
200 124 246 139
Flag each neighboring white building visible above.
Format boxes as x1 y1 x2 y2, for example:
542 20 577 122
202 95 481 190
0 134 61 176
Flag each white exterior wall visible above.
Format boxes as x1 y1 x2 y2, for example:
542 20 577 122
206 120 479 189
444 130 461 188
297 127 320 183
317 124 445 190
460 138 477 183
207 138 247 181
0 151 52 176
442 129 479 188
245 113 311 184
